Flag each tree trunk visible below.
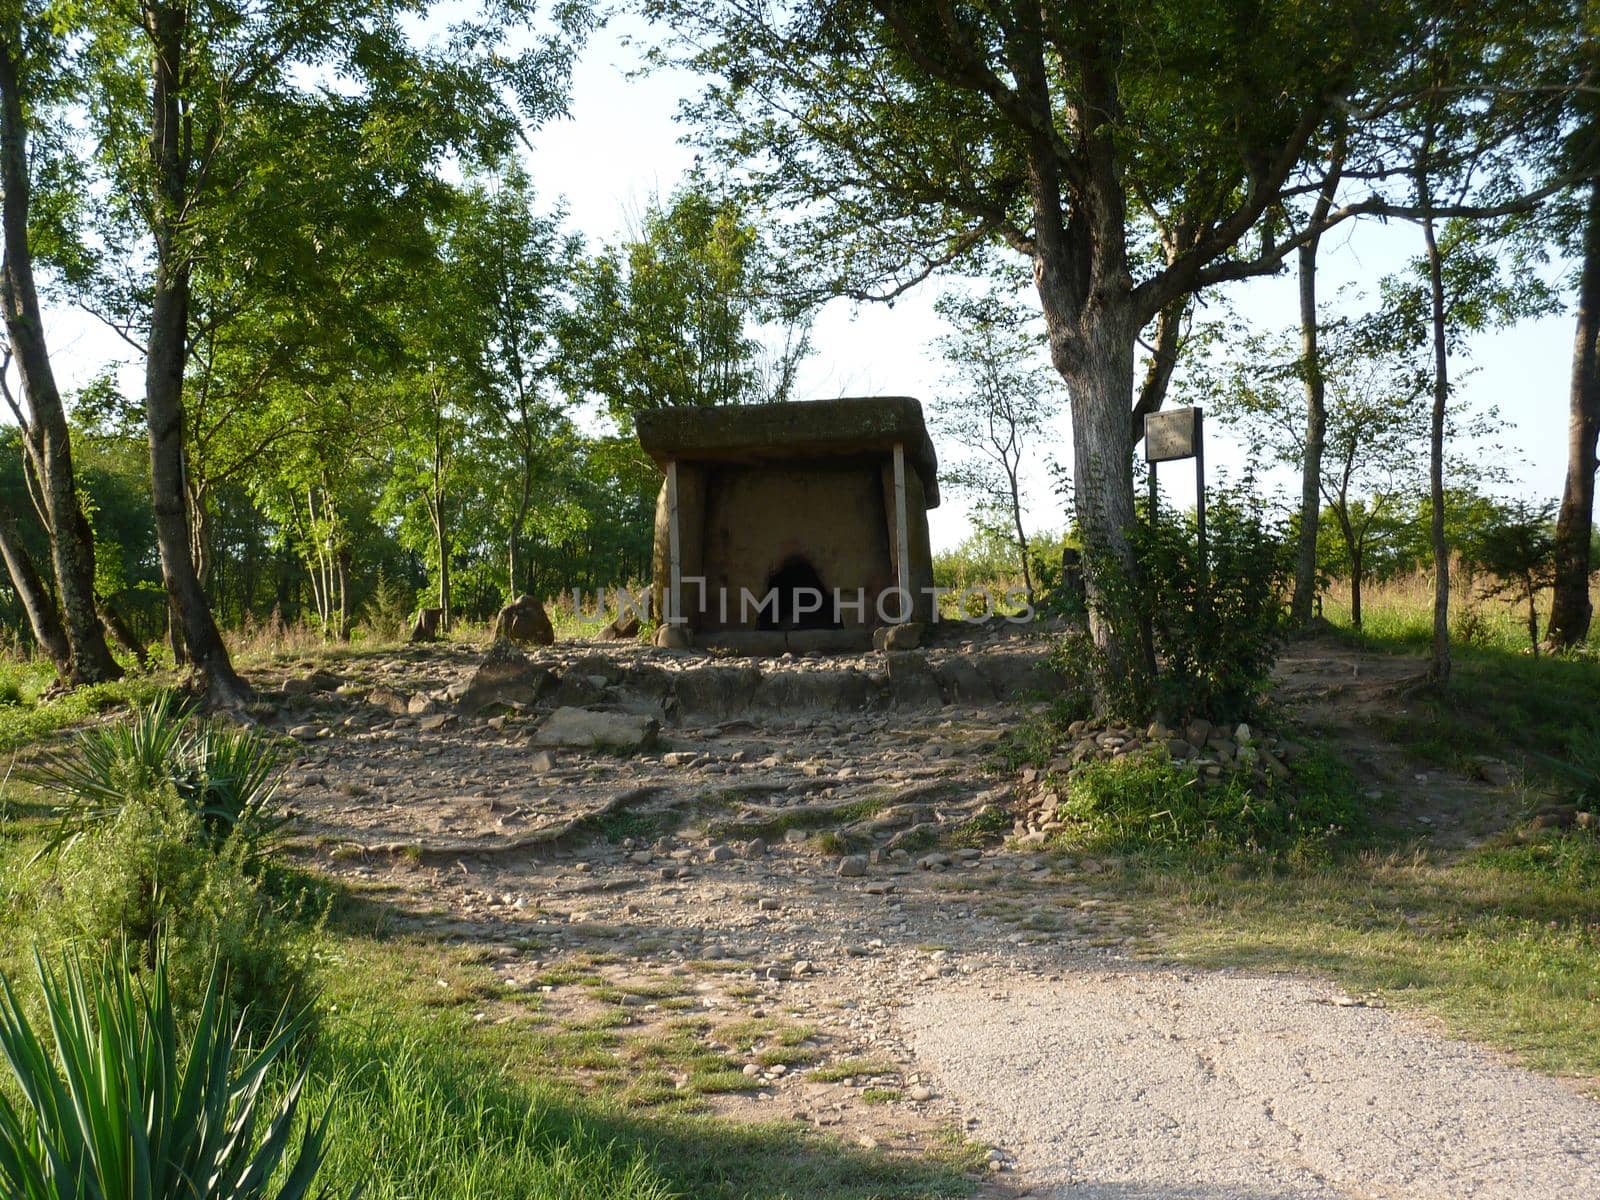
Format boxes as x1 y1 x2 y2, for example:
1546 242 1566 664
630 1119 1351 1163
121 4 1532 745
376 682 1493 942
0 504 69 671
1548 177 1600 649
97 594 152 670
1008 466 1034 605
1292 239 1327 625
145 0 251 706
0 38 122 685
1422 209 1452 684
1349 544 1363 631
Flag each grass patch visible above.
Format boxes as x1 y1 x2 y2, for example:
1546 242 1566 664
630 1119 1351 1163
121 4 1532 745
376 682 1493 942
812 1058 899 1082
861 1088 902 1105
1047 747 1363 862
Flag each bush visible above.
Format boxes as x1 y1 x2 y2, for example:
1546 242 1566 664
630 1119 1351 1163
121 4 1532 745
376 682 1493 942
1051 749 1361 859
0 945 344 1200
1075 482 1292 724
7 787 317 1035
31 691 287 866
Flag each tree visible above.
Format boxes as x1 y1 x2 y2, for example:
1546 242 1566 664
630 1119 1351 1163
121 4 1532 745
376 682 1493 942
1208 317 1431 627
1466 499 1560 654
1548 176 1600 647
932 284 1057 603
646 0 1573 683
572 181 810 425
446 163 580 600
64 0 589 702
1372 220 1556 675
0 12 122 683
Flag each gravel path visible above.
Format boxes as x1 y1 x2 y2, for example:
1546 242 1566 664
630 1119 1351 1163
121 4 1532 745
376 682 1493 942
907 969 1600 1199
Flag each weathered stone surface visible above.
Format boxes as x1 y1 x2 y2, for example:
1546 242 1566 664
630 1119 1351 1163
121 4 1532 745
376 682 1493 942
532 707 659 751
408 607 442 643
673 666 762 719
492 595 555 646
936 656 995 705
752 669 874 713
886 651 943 709
459 646 555 714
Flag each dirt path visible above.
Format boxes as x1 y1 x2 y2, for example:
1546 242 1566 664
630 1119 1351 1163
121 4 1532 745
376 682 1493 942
910 971 1599 1199
264 630 1599 1197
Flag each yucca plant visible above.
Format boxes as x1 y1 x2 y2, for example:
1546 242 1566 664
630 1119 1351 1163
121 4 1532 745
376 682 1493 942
29 691 287 863
0 948 348 1200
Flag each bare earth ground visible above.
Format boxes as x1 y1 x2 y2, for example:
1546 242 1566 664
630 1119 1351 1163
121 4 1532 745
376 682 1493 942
250 628 1597 1199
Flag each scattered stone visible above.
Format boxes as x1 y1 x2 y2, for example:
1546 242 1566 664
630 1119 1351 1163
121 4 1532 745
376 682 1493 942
837 854 869 878
708 845 736 863
366 686 409 715
909 1084 933 1102
418 713 455 732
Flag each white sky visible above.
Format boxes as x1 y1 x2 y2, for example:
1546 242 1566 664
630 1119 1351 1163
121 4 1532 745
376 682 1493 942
37 15 1577 554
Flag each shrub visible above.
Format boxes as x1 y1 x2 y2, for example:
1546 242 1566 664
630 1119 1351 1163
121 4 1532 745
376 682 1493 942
31 691 287 866
0 946 345 1200
1051 749 1361 859
9 787 317 1034
1075 481 1292 724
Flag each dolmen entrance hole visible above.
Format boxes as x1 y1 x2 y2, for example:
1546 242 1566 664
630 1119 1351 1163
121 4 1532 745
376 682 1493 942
636 397 941 654
760 556 841 631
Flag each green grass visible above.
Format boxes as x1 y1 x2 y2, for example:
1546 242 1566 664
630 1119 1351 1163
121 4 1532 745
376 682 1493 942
310 927 974 1199
0 672 164 756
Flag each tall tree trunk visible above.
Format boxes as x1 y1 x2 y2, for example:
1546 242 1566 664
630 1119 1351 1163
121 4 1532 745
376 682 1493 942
1292 240 1328 625
1548 178 1600 649
1421 208 1452 684
145 0 251 706
1291 141 1343 625
0 505 69 671
0 38 122 684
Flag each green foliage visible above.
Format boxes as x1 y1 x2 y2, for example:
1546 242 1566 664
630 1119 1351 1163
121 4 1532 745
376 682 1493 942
1052 749 1361 859
571 181 811 426
1461 498 1560 652
0 946 341 1200
1080 483 1293 724
7 787 316 1034
30 692 287 865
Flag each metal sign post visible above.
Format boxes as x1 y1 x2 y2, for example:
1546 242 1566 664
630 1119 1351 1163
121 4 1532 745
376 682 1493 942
1143 406 1208 588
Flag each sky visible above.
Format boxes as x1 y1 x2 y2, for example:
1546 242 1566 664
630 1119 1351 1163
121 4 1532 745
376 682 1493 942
36 14 1579 554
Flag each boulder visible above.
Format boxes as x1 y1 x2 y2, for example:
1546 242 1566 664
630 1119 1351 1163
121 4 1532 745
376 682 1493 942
654 623 692 650
492 595 555 646
367 685 410 715
935 655 996 704
598 613 641 641
459 643 555 714
873 622 925 651
886 651 943 709
408 607 442 643
532 706 659 751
